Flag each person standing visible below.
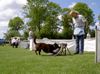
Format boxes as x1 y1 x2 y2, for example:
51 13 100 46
28 28 34 51
11 37 16 48
11 37 18 48
69 10 86 54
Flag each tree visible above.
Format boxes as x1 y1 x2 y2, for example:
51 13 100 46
40 2 62 38
61 8 73 39
5 17 24 40
23 0 48 32
23 0 62 38
4 30 21 40
8 17 24 31
23 31 29 40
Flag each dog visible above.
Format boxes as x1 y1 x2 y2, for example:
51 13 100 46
33 37 60 55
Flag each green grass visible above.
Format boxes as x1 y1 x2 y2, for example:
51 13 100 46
0 45 100 74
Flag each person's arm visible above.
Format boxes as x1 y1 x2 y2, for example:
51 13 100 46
81 15 86 23
80 15 87 28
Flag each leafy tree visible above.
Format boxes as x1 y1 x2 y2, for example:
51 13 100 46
61 8 73 39
4 30 21 40
39 2 62 38
5 17 24 40
8 17 24 31
23 0 48 32
23 0 61 38
23 31 29 40
23 1 94 39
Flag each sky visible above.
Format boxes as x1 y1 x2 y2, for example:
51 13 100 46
0 0 100 38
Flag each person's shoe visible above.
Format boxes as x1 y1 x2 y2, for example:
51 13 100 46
74 52 79 54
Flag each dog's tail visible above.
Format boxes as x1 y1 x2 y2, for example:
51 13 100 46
33 36 37 44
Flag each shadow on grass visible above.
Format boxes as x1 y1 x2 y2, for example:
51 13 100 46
41 53 73 57
41 52 94 57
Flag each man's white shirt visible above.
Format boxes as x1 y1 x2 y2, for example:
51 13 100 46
72 15 86 35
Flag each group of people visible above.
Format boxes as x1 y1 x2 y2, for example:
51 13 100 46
11 37 20 48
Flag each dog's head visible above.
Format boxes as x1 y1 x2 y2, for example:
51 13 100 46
60 43 67 48
53 43 60 49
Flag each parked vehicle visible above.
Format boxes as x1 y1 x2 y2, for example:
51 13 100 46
0 39 5 45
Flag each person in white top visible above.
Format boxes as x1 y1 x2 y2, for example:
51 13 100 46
11 38 16 44
69 10 86 54
11 37 18 48
28 27 35 51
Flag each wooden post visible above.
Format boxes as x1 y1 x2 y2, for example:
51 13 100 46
95 30 100 63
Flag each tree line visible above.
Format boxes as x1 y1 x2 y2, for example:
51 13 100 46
5 0 95 40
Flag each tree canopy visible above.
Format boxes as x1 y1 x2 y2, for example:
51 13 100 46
6 1 95 39
8 17 24 31
5 17 24 40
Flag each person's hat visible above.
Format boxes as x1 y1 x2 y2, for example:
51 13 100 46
28 26 32 30
69 10 79 15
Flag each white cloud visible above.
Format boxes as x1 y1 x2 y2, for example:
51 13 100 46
0 21 9 26
0 0 13 10
16 0 27 5
68 2 76 8
0 0 27 38
0 8 15 19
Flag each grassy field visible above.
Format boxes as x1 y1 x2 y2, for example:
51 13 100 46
0 45 100 74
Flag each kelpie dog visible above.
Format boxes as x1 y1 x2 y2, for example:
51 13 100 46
33 37 60 55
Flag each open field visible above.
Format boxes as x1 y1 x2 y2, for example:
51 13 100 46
0 45 100 74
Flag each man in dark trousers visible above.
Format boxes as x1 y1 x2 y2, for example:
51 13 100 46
69 10 86 54
11 37 18 48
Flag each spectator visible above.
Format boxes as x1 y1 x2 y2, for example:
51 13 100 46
69 10 86 54
11 37 18 48
28 27 35 51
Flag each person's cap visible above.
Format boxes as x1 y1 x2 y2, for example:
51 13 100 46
69 10 79 15
28 26 32 30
